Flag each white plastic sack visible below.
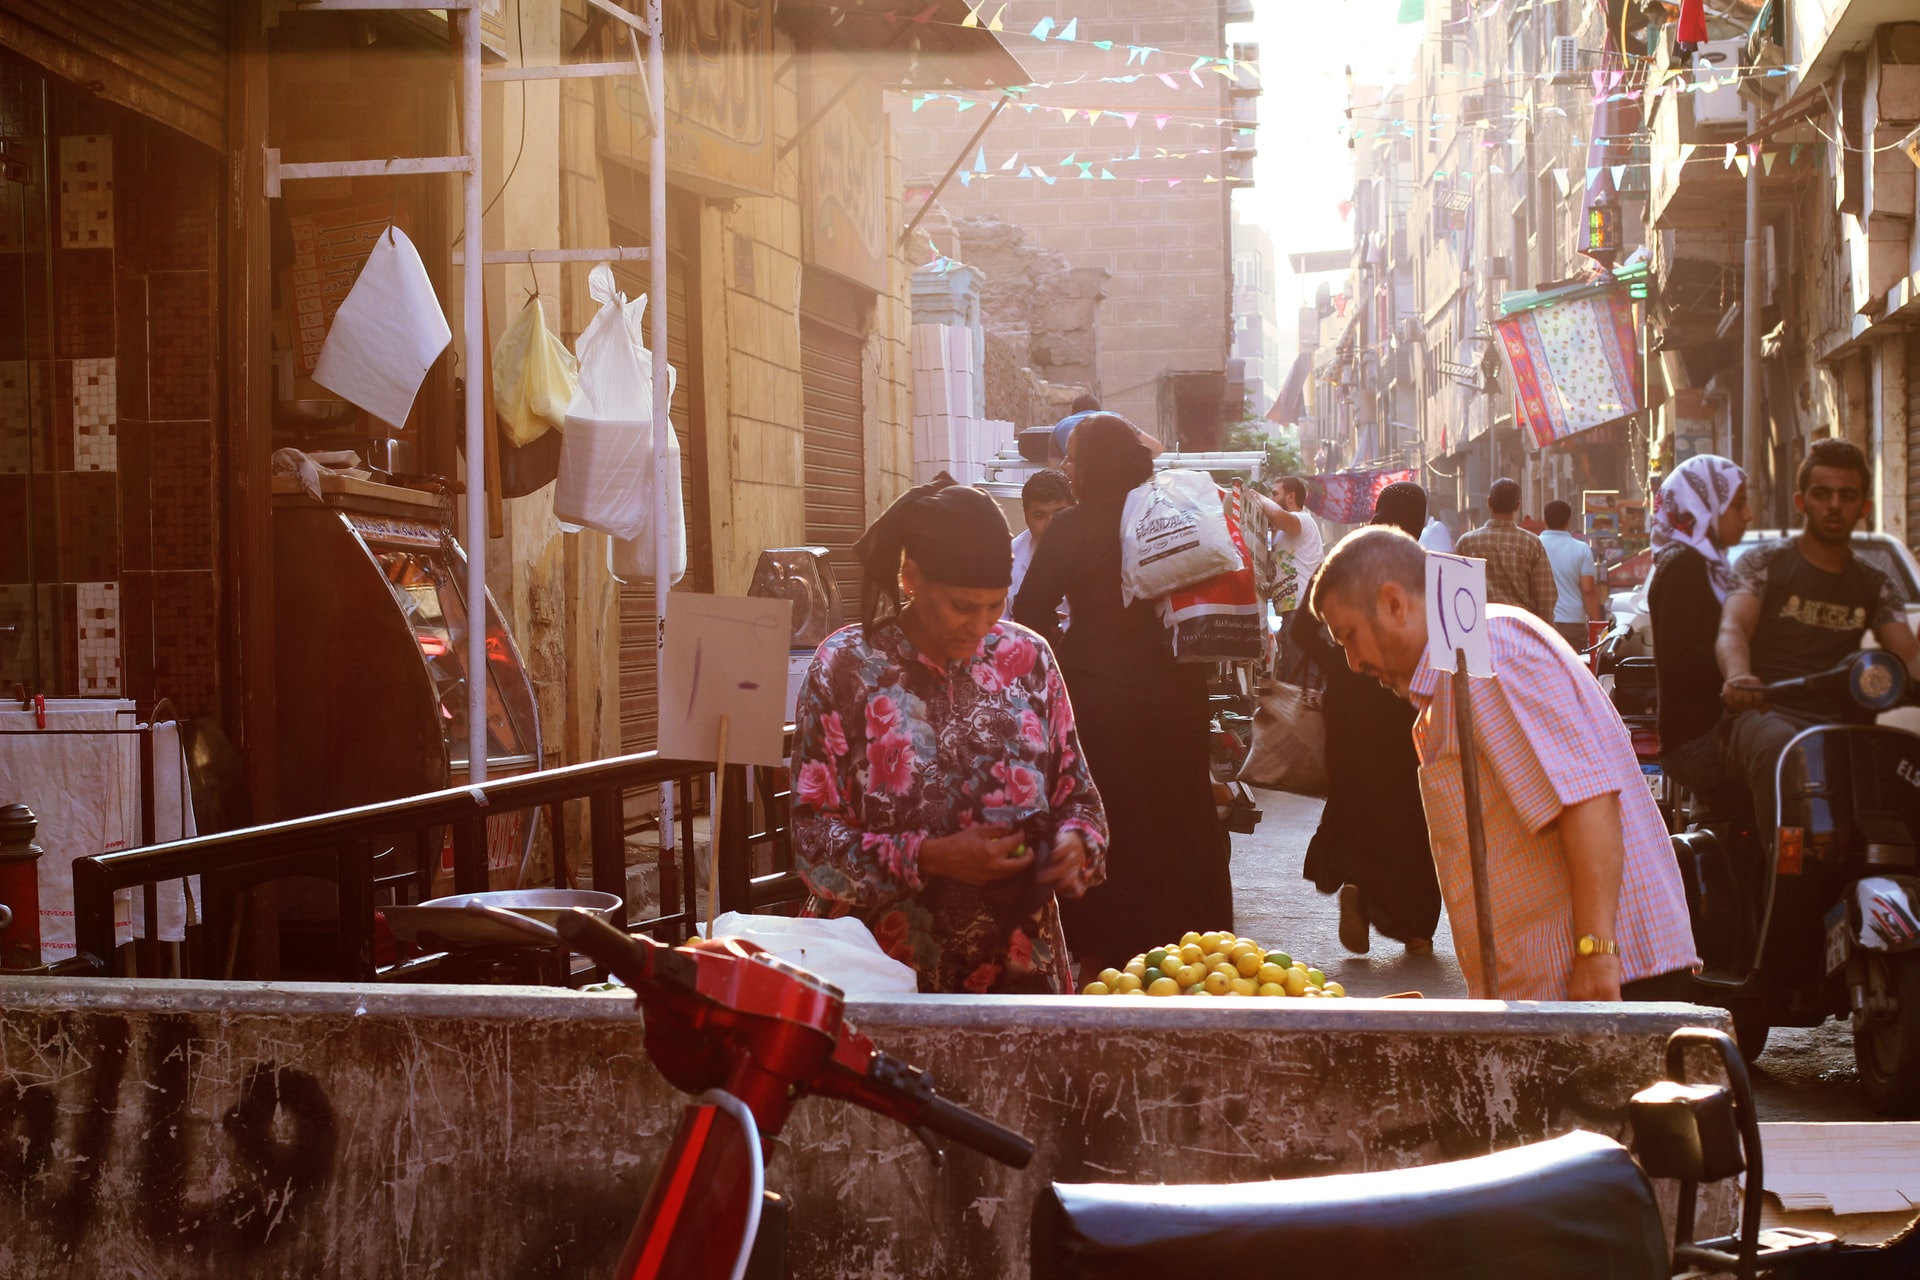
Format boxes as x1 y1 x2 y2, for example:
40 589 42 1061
1119 469 1241 606
553 265 684 582
493 296 578 447
697 911 919 996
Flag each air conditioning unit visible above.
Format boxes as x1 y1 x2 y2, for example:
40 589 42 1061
1549 36 1581 85
1690 39 1748 128
1489 255 1511 279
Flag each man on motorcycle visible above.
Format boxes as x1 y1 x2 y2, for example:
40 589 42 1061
1717 439 1920 844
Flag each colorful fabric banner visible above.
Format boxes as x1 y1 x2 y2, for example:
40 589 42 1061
1305 467 1417 525
1494 288 1642 448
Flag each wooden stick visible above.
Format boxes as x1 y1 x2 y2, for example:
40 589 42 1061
481 296 504 539
1455 651 1499 999
707 714 729 940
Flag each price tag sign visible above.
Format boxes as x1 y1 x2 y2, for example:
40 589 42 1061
1426 552 1494 677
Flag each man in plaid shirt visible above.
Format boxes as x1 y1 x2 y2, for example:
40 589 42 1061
1454 478 1558 623
1309 527 1698 1000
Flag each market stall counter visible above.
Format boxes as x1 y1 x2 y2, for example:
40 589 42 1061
0 979 1732 1279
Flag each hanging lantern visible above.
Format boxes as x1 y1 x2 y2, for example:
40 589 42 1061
1582 192 1621 267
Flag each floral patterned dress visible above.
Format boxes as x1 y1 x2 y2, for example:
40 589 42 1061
790 619 1109 993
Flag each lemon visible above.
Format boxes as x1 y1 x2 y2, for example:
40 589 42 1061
1146 948 1171 971
1265 951 1291 970
1116 972 1143 993
1125 961 1147 979
1180 930 1202 948
1178 942 1205 966
1203 970 1232 995
1324 981 1345 998
1121 988 1146 996
1174 963 1204 987
1200 932 1226 954
1306 967 1326 987
1232 951 1261 978
1256 962 1288 986
1283 968 1308 997
1184 983 1207 996
1228 976 1257 996
1257 981 1286 997
1082 981 1111 996
1147 976 1180 997
1098 968 1123 988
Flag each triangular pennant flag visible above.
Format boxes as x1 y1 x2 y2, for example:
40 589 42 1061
1168 178 1182 187
1057 17 1077 40
1128 143 1141 159
1761 152 1776 175
1734 155 1749 176
955 97 977 112
1154 114 1170 129
1610 164 1626 186
987 2 1006 29
1586 165 1602 189
1789 142 1802 164
911 94 931 112
1059 106 1076 123
1029 16 1053 39
974 146 988 172
1552 168 1571 196
1591 69 1605 96
1157 73 1179 89
1060 151 1076 165
1122 111 1139 127
1203 174 1218 182
1093 40 1112 50
1100 168 1116 179
1724 143 1736 168
958 171 972 187
1749 141 1761 161
1001 151 1020 170
1680 143 1697 162
1039 172 1056 185
961 2 981 27
1089 109 1104 123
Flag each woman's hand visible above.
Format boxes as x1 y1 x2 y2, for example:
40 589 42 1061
1036 832 1092 899
919 825 1032 886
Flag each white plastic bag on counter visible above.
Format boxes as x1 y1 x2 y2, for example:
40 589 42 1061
553 264 682 576
1119 469 1240 606
696 911 919 996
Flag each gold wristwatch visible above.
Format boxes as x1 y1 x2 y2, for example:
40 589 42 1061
1575 934 1619 958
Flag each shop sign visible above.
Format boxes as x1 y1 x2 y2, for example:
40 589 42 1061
802 46 888 293
600 0 775 197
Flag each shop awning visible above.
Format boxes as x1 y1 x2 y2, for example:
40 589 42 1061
779 0 1029 89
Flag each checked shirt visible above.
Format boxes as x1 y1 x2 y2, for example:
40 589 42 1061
1453 519 1558 621
1407 607 1698 1000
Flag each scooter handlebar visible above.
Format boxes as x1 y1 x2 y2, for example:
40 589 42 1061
917 1091 1036 1169
552 907 696 992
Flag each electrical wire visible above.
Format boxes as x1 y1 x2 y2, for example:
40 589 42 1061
452 0 529 246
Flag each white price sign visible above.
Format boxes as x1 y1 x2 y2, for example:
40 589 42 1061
1426 552 1494 677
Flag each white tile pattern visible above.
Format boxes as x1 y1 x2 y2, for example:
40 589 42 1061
71 357 115 471
76 581 121 696
58 134 113 249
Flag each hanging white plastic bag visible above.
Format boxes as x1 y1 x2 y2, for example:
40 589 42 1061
1119 469 1240 605
554 264 683 580
493 295 579 447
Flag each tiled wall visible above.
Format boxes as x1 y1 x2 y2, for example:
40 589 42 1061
0 65 222 718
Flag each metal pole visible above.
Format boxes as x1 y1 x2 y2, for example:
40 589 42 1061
1741 101 1765 521
1454 653 1498 998
648 0 674 854
461 7 488 786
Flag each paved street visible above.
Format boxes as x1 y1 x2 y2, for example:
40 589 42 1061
1230 788 1869 1121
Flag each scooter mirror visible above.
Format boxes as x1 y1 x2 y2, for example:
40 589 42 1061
1848 649 1907 712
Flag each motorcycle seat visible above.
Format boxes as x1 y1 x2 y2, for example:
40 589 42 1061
1031 1130 1668 1280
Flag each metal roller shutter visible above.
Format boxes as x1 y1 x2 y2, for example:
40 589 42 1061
611 208 711 757
1908 332 1920 551
0 0 226 151
801 315 867 610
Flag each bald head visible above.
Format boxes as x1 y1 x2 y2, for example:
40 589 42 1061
1309 525 1428 622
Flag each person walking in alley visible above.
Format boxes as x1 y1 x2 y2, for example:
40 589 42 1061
1294 482 1440 956
1539 499 1605 652
1015 414 1232 973
1454 478 1557 622
1308 527 1698 1000
789 478 1109 993
1005 468 1073 620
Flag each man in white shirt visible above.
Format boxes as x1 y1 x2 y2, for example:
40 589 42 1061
1538 498 1603 652
1006 468 1074 619
1254 476 1324 680
1419 515 1454 553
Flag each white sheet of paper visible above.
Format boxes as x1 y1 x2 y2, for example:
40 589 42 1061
1426 552 1494 677
658 594 795 768
312 225 452 429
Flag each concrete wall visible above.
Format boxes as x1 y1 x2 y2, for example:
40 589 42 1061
0 980 1731 1278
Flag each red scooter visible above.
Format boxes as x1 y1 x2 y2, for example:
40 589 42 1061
470 902 1032 1279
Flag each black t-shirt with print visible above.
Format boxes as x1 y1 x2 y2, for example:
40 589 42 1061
1732 538 1903 717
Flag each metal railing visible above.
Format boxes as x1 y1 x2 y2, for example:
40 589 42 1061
65 735 804 981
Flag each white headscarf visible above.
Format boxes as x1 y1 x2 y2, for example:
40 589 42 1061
1651 454 1747 601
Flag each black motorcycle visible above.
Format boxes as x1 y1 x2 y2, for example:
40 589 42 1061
1035 1026 1919 1280
1668 650 1920 1115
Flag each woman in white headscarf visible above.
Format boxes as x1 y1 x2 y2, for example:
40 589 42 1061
1647 454 1751 798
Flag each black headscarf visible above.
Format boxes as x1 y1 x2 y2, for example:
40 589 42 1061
853 474 1012 630
1371 481 1428 539
1070 413 1154 504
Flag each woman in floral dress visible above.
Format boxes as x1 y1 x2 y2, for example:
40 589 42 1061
790 479 1109 993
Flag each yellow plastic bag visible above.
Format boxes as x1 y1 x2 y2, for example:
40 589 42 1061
493 296 579 447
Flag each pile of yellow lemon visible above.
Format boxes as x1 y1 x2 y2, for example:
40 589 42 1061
1081 932 1347 998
